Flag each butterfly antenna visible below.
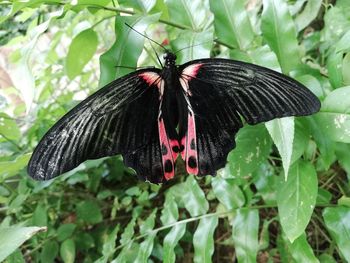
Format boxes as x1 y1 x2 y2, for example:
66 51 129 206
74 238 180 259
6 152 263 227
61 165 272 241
174 39 216 54
125 23 167 51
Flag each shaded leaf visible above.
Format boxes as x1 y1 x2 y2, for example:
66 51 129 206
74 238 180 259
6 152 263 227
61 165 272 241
285 233 319 263
228 124 272 177
60 238 75 263
76 200 103 224
40 240 59 263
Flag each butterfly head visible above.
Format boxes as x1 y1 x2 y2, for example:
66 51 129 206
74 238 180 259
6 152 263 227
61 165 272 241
163 52 177 66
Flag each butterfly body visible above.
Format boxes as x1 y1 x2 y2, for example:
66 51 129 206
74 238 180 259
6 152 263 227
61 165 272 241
28 51 320 183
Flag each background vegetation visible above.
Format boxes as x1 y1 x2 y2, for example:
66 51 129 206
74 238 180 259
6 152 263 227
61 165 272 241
0 0 350 262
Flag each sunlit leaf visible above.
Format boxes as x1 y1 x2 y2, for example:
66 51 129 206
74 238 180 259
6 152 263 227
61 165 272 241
277 161 318 242
183 175 209 217
212 176 245 210
193 216 218 263
231 209 259 263
323 207 350 260
261 0 300 73
163 223 186 263
66 28 98 80
60 238 75 263
0 226 46 262
266 117 294 179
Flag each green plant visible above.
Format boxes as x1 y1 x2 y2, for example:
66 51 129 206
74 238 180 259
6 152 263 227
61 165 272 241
1 0 350 262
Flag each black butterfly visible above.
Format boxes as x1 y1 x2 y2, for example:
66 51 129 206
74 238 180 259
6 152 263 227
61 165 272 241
28 51 320 183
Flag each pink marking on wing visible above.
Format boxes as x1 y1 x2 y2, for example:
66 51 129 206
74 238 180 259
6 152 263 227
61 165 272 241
182 63 203 81
158 118 176 180
180 63 203 95
184 111 199 175
180 136 186 159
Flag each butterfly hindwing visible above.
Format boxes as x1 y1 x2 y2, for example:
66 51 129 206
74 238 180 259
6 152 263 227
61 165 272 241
178 59 320 175
28 68 164 182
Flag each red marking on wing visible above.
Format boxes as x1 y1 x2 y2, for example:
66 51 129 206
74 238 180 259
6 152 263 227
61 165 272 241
182 111 199 175
158 118 177 180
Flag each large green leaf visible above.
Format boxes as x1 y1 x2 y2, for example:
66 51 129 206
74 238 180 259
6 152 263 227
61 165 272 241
315 86 350 143
76 200 103 224
228 124 272 177
209 0 254 49
261 0 300 73
193 216 218 263
164 0 212 30
277 161 318 242
66 28 98 80
161 193 179 225
0 226 46 262
323 207 350 260
182 175 209 217
231 209 259 263
163 224 186 263
265 117 294 179
135 233 156 263
99 14 159 87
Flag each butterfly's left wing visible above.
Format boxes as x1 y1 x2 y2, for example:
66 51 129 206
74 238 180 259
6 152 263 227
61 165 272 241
178 59 320 176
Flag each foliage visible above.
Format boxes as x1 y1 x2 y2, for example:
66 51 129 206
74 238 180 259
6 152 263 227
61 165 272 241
1 0 350 262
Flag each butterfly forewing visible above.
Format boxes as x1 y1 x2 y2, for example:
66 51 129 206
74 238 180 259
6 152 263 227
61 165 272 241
28 68 163 181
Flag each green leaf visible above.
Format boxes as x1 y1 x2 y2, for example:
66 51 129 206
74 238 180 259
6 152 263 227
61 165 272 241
60 238 75 263
228 124 272 177
66 28 98 80
0 153 31 182
0 226 46 262
285 233 319 263
295 0 322 31
135 233 156 263
164 0 211 30
342 53 350 86
327 51 343 89
231 209 259 263
97 224 119 263
209 0 254 49
266 117 294 179
182 175 209 217
139 209 157 235
211 176 245 210
161 193 178 225
163 224 186 263
171 29 213 64
261 0 300 73
32 203 47 226
315 86 350 143
57 224 77 242
0 113 21 142
40 240 59 263
335 30 350 53
193 216 218 263
99 15 160 87
76 200 103 224
323 207 350 260
291 119 310 164
277 161 318 242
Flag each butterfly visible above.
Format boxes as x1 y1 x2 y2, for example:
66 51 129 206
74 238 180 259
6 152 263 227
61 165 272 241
27 50 320 184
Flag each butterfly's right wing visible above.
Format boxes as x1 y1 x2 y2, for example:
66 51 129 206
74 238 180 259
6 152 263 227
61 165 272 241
28 68 164 182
